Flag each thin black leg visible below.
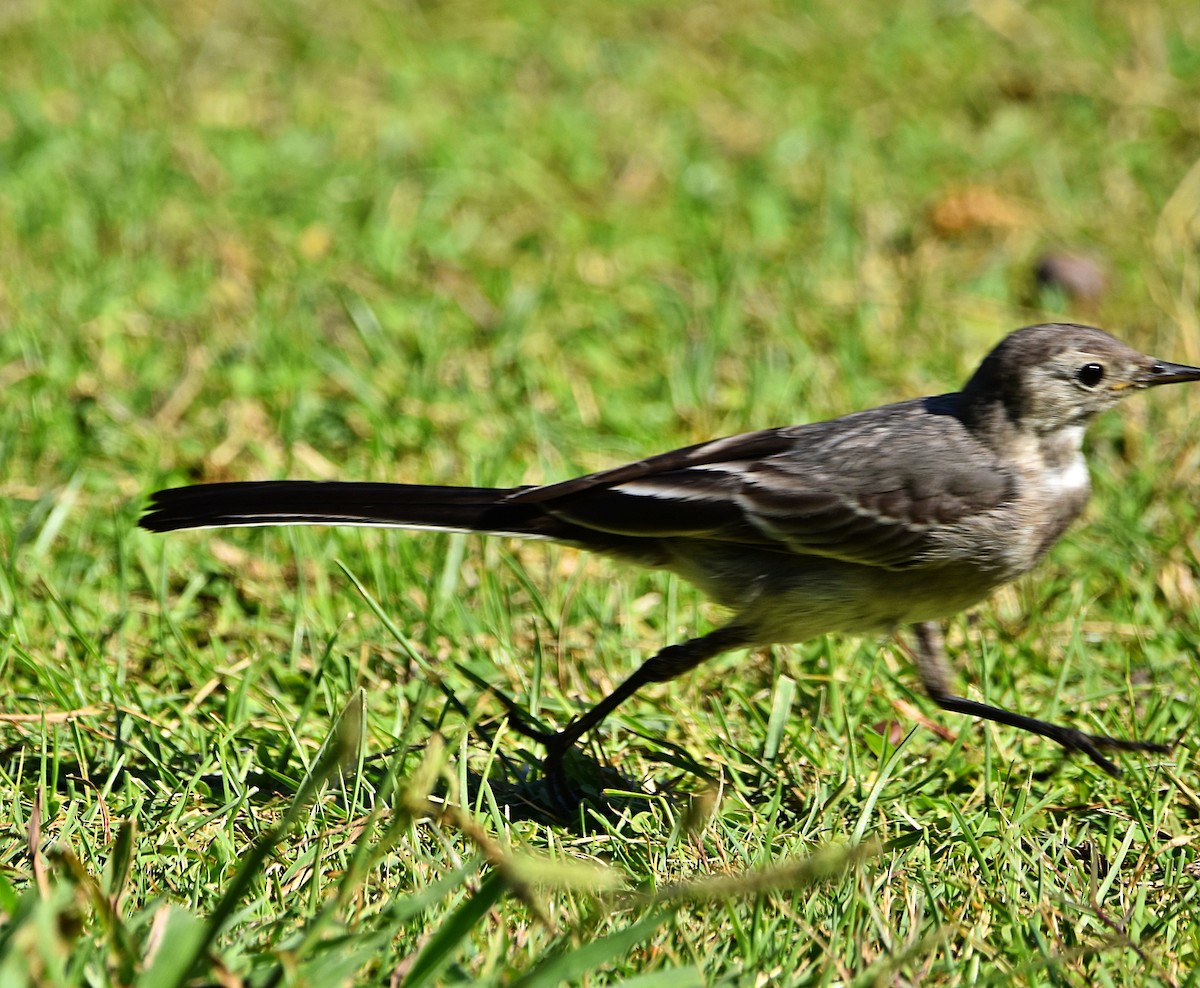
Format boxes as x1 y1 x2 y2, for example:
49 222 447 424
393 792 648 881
911 621 1170 777
539 625 751 807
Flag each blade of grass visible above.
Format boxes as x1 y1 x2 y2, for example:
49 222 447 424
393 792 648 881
510 909 675 988
397 870 508 988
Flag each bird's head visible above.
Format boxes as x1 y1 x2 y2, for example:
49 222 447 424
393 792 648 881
961 323 1200 434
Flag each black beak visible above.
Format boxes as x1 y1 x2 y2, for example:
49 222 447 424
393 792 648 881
1139 359 1200 387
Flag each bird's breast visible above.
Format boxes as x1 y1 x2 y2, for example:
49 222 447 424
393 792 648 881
1017 437 1092 565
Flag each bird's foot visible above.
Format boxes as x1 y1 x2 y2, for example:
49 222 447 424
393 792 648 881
1064 729 1173 778
536 737 651 822
929 692 1170 778
459 674 663 820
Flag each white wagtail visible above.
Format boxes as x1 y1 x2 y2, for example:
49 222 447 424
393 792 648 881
141 323 1200 780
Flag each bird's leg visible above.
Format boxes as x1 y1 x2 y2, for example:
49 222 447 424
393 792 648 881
541 626 751 798
910 620 1170 777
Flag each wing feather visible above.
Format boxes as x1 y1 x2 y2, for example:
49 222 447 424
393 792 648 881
509 398 1017 570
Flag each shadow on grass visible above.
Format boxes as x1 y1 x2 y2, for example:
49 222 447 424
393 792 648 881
0 670 828 835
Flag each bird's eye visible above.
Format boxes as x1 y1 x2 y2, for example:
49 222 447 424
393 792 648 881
1076 363 1105 388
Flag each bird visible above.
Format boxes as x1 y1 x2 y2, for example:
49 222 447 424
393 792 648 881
140 323 1200 784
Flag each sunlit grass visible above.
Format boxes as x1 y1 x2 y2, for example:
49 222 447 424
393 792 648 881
2 1 1200 984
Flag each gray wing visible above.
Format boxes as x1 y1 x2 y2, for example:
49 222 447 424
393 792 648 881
509 398 1016 570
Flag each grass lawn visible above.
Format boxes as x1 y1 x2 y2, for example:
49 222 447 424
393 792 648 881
3 1 1200 984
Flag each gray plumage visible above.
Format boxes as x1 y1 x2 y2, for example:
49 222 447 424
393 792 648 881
141 323 1200 782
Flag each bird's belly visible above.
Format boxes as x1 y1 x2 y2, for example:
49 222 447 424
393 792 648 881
666 545 1009 646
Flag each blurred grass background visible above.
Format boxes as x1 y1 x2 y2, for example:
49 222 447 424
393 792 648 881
3 0 1200 984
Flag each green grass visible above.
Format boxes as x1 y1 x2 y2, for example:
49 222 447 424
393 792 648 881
3 0 1200 984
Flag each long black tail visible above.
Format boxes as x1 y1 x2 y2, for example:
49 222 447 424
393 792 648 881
139 480 565 539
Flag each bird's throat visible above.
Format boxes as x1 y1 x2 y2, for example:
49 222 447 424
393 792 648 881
1038 424 1091 499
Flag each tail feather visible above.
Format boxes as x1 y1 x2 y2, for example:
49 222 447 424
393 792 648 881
139 480 556 538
